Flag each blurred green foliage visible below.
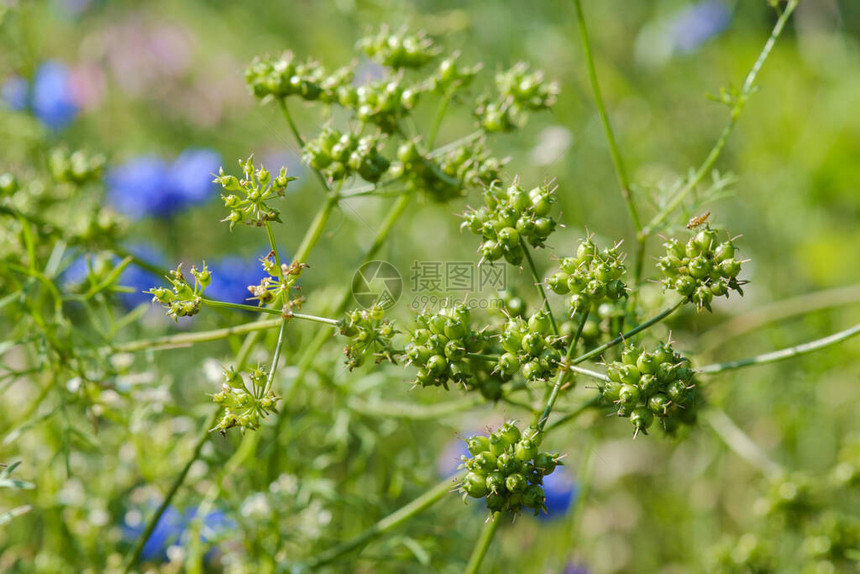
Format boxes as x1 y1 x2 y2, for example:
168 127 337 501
2 0 860 572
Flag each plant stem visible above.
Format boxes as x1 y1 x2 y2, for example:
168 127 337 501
347 396 484 420
698 283 860 355
536 311 589 431
465 512 502 574
544 395 602 434
570 298 685 366
300 476 455 569
201 299 281 315
520 238 559 336
264 221 286 283
123 412 216 573
294 194 340 264
640 0 799 238
568 364 609 382
572 0 640 233
277 97 306 149
262 319 287 395
427 94 451 149
705 408 782 478
698 322 860 374
111 318 283 353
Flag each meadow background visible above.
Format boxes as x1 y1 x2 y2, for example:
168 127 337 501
1 0 860 572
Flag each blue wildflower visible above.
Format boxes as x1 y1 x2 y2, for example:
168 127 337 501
32 61 79 130
106 148 221 219
122 504 233 563
539 466 578 520
60 244 165 309
170 148 222 206
671 0 731 54
1 75 29 111
206 255 268 306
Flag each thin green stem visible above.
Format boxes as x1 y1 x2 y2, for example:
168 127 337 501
520 238 559 336
544 395 602 433
466 353 499 362
427 94 451 149
348 396 483 420
536 311 589 431
262 319 287 395
699 283 860 355
277 97 306 149
698 322 860 374
111 318 283 353
123 412 216 573
568 364 609 382
640 0 799 238
294 193 340 264
705 408 782 478
573 0 640 233
570 298 685 366
201 299 281 315
465 512 502 574
299 476 455 569
264 222 285 283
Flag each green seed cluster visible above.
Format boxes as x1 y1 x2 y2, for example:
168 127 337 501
347 77 421 133
148 263 211 320
302 128 391 183
246 257 305 308
599 342 698 437
245 52 353 103
498 311 563 383
547 238 628 315
461 182 558 265
802 513 860 568
427 55 480 95
339 305 396 370
658 227 744 311
475 62 559 132
214 155 297 230
391 138 505 203
457 422 562 516
211 366 279 436
357 25 440 70
405 304 493 392
47 148 105 185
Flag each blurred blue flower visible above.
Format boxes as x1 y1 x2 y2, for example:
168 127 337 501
107 148 221 219
119 244 166 309
564 563 589 574
206 255 266 306
122 504 233 563
539 466 578 520
1 75 29 111
60 244 165 309
32 61 79 130
171 148 222 205
671 0 732 54
436 436 472 478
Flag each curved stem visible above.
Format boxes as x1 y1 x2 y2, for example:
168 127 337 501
520 238 559 336
123 412 216 573
299 476 455 569
573 0 640 233
465 511 501 574
567 364 609 382
262 319 287 395
570 298 685 366
536 310 589 431
705 408 782 478
111 318 283 353
640 0 799 238
698 322 860 374
698 283 860 355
